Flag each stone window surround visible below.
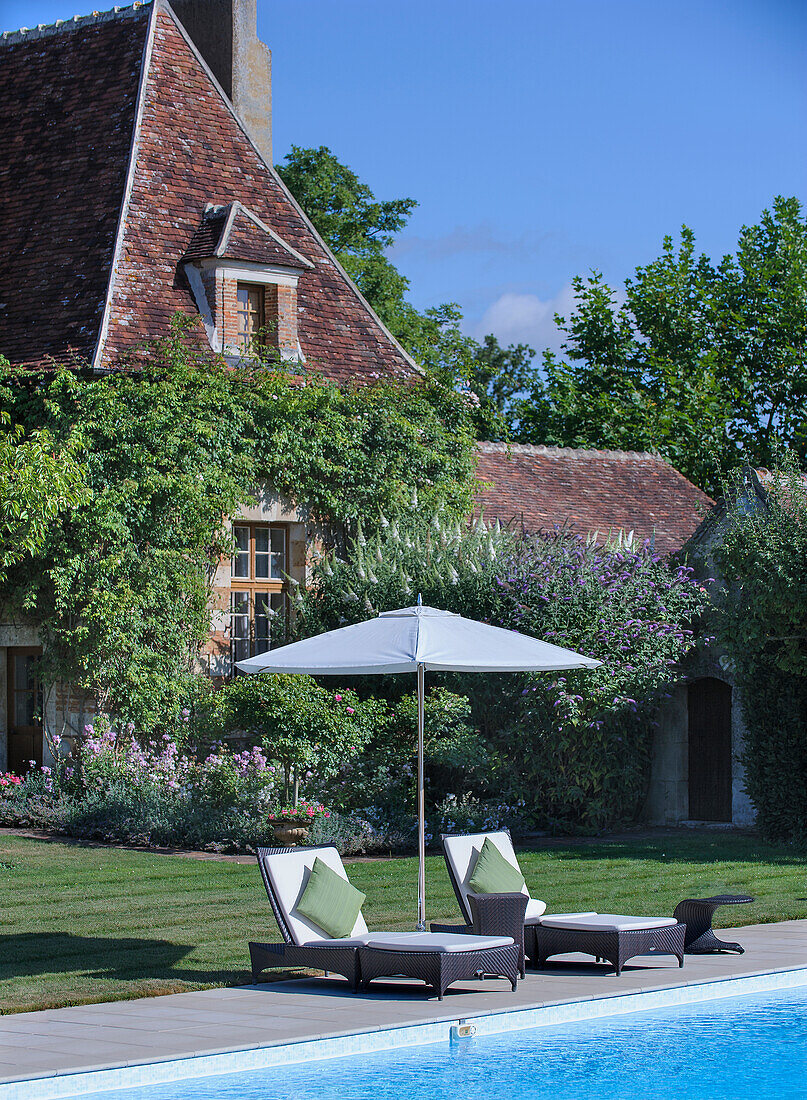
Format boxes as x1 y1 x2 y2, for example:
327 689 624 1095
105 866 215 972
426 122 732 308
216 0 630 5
184 258 306 362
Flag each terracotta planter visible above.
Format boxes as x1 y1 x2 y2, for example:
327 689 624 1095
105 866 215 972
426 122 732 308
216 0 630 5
271 820 310 846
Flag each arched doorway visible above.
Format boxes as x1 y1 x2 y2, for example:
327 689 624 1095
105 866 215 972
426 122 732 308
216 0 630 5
688 677 733 821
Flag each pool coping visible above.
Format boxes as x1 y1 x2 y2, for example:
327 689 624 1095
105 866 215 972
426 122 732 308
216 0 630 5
5 963 807 1099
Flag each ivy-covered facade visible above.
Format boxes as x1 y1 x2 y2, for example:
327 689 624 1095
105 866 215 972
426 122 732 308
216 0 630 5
0 0 748 839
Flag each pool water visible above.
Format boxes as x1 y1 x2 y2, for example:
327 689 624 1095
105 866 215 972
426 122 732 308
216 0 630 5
91 985 807 1100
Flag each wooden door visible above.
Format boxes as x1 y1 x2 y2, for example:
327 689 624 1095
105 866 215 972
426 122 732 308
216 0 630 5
688 677 732 821
7 647 43 774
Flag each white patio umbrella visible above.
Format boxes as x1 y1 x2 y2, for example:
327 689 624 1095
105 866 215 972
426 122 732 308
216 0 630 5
237 599 600 929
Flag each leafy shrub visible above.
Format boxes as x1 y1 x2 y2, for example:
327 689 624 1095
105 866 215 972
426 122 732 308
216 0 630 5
323 687 495 826
307 810 411 856
297 517 710 829
197 675 384 807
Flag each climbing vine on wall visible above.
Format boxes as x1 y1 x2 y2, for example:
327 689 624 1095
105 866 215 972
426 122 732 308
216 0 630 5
0 316 477 732
708 459 807 841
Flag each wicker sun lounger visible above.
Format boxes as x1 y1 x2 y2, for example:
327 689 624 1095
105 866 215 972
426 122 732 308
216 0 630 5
438 831 686 975
438 830 566 967
248 845 520 998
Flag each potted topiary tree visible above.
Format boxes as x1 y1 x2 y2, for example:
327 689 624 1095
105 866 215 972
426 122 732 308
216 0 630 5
201 673 384 844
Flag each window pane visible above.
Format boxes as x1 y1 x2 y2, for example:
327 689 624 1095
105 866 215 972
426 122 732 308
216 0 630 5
254 526 270 578
13 655 37 726
270 528 286 579
237 283 264 354
14 654 35 691
231 591 250 663
232 526 250 578
14 688 35 727
254 591 270 654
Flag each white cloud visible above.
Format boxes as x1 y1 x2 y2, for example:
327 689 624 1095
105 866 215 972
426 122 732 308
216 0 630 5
474 284 577 353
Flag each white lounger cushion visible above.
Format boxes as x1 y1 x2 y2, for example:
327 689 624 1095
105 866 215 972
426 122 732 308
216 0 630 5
538 912 599 924
300 932 425 948
442 831 546 923
263 846 369 946
540 914 679 932
364 933 514 954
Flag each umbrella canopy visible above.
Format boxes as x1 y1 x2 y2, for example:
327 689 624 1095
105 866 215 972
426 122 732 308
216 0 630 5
237 604 601 676
237 603 600 928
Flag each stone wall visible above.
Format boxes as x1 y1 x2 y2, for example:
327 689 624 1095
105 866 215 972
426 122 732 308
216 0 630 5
643 650 755 827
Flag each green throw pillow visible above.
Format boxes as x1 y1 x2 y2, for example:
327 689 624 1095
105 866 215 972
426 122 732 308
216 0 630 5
468 836 526 895
295 857 366 939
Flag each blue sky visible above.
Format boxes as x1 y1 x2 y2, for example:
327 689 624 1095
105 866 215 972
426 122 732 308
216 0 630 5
3 0 805 352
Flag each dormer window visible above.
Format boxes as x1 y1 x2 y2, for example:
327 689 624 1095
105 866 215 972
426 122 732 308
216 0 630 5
182 201 314 365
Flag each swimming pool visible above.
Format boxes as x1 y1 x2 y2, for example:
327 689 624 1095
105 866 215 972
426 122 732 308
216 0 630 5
83 984 807 1100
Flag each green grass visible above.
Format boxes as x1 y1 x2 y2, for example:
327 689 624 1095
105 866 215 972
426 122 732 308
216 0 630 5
2 832 806 1014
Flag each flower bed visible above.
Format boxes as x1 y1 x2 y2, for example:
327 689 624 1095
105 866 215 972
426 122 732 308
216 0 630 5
0 720 401 855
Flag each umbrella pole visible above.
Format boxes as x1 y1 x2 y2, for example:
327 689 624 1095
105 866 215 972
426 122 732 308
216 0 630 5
417 661 426 931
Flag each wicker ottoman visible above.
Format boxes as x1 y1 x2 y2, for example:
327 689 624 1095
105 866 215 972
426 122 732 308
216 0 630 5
532 914 686 976
358 933 520 1000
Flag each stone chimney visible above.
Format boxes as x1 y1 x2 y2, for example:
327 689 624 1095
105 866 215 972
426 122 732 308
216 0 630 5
171 0 272 163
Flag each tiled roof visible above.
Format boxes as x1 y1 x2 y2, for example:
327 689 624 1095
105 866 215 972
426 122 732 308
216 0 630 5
183 202 313 268
0 2 418 384
182 209 228 261
475 442 714 554
0 10 149 366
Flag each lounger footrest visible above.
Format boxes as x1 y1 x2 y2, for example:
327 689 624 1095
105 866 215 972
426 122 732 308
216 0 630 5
531 919 686 976
358 937 520 1000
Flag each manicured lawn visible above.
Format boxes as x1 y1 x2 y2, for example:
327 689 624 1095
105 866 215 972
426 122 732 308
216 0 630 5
2 832 806 1014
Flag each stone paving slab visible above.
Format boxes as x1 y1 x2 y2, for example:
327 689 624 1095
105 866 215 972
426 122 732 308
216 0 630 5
1 920 806 1086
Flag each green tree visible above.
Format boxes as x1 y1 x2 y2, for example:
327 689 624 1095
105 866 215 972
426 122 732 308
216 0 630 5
199 673 384 808
279 146 522 417
519 197 807 494
469 334 538 440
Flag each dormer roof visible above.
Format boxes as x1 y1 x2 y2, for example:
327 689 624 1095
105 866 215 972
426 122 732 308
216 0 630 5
183 202 314 269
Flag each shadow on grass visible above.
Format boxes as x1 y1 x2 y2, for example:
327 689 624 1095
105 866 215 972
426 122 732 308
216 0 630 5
0 933 241 986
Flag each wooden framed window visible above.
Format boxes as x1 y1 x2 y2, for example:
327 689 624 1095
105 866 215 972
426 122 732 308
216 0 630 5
230 524 288 662
236 283 265 354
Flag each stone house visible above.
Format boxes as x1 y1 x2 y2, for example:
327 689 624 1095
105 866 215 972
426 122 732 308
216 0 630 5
0 1 754 831
643 469 807 829
0 0 418 770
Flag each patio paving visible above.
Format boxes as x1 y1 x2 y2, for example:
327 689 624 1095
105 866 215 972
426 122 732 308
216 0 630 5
1 919 807 1087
